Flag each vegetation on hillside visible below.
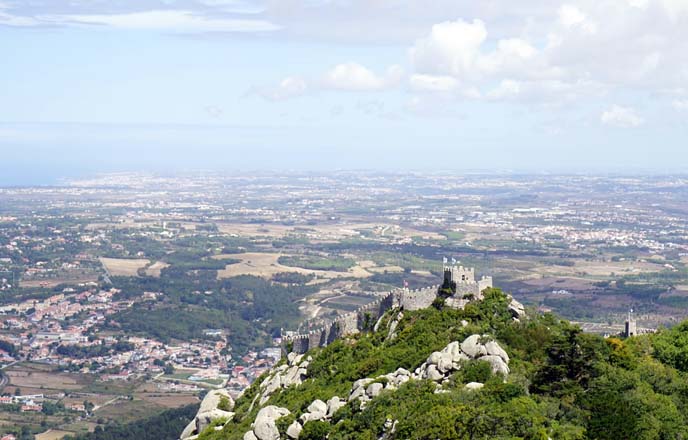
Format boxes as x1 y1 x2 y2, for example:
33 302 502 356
199 288 688 440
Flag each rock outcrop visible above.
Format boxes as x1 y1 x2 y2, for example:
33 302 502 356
283 395 348 435
508 297 526 319
286 421 303 439
326 396 346 417
347 368 411 409
256 353 310 407
247 405 291 440
299 399 327 423
413 334 510 383
343 334 509 415
180 389 235 440
465 382 484 391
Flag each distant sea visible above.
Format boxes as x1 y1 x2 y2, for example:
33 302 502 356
0 167 79 187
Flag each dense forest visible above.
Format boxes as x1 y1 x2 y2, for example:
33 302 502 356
197 288 688 440
64 404 199 440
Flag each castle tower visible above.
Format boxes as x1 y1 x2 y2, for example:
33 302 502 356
443 267 453 285
625 309 637 337
451 265 475 283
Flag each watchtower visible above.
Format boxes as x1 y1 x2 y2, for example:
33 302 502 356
625 309 637 337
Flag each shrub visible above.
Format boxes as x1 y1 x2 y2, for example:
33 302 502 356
457 360 493 384
218 396 232 412
300 420 331 440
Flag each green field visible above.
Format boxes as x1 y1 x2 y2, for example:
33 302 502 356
277 255 356 272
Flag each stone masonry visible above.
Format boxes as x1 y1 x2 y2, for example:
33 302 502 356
282 264 493 354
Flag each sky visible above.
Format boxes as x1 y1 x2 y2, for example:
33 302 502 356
1 0 687 184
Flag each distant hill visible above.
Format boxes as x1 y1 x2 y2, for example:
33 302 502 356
187 287 688 440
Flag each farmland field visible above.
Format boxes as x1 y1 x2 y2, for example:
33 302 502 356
144 261 170 277
215 252 373 280
35 429 76 440
100 257 150 276
0 362 200 437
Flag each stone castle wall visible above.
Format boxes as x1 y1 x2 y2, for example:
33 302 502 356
394 286 440 310
283 268 492 354
285 293 395 354
453 276 492 298
478 276 493 292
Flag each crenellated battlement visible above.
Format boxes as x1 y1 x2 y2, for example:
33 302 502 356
282 264 492 354
446 265 475 283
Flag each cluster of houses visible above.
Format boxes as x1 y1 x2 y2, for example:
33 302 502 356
0 394 44 412
0 283 285 403
0 286 134 363
226 346 281 397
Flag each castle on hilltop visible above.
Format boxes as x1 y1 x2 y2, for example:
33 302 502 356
440 263 493 296
282 261 493 354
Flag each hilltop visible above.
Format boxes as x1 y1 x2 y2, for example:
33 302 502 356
180 282 688 440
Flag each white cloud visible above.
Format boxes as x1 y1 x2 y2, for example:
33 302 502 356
40 10 279 32
400 0 688 111
244 0 688 120
408 18 571 103
0 3 278 32
322 63 402 91
409 19 562 85
477 38 541 77
258 76 308 101
557 4 596 33
257 63 402 101
0 12 39 26
558 4 586 27
660 0 688 20
0 2 40 26
601 105 644 127
5 0 684 115
410 19 487 79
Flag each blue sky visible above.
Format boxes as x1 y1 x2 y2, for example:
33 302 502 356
1 0 687 183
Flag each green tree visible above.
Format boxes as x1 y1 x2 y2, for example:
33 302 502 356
586 366 687 439
532 325 608 396
652 321 688 371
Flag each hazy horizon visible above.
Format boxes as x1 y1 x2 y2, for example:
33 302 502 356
5 166 688 188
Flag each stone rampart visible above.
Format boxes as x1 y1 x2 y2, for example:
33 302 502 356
396 285 440 310
283 269 492 354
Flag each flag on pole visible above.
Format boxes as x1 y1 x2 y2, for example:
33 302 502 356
443 257 448 264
